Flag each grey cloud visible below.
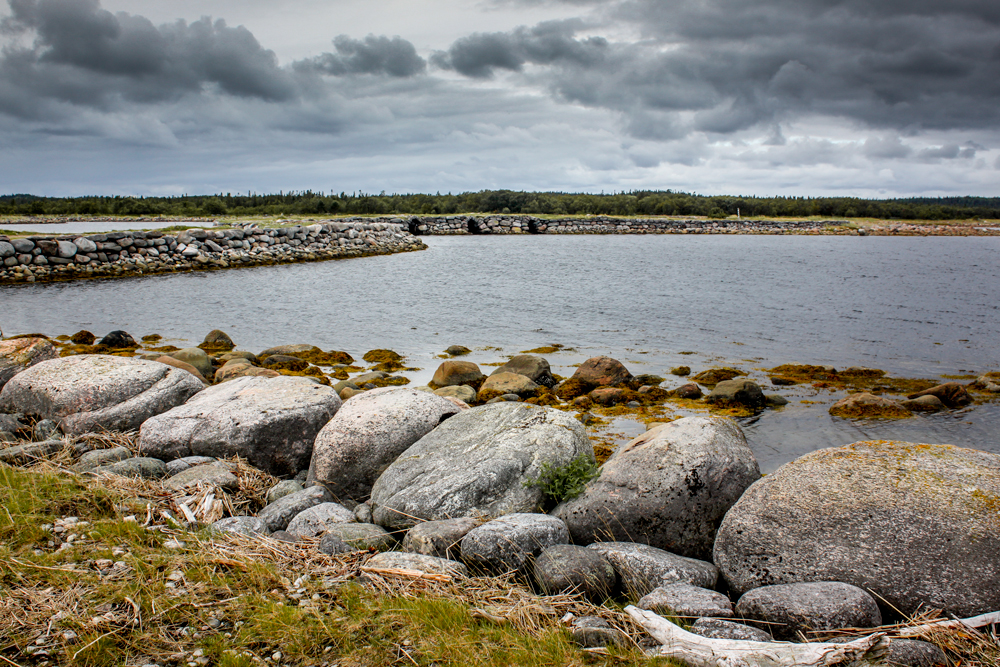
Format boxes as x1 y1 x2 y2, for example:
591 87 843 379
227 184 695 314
295 34 426 78
432 20 607 78
864 136 912 159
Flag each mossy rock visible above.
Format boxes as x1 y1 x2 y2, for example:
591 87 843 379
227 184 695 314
768 364 838 383
198 329 235 352
829 392 912 419
556 378 597 400
140 334 163 343
371 360 406 372
445 345 471 356
261 355 310 372
369 376 410 388
692 368 745 385
670 366 691 377
363 349 403 364
70 330 96 345
839 366 886 378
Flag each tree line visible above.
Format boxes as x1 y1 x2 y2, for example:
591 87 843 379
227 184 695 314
2 190 998 220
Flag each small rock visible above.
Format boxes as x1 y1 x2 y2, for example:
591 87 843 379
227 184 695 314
569 616 625 648
403 517 481 560
74 446 131 473
317 533 353 554
266 480 304 505
164 456 216 476
460 513 569 575
445 345 471 356
638 583 733 619
0 439 64 464
670 366 691 377
97 330 137 349
490 355 556 388
734 582 882 640
354 502 373 524
430 360 485 388
210 516 268 537
765 394 789 407
257 486 334 532
478 372 539 400
705 379 766 410
285 502 355 539
433 385 477 403
365 552 468 579
533 544 616 601
689 618 773 642
672 383 703 399
93 457 167 479
571 356 633 388
587 542 719 599
32 419 60 441
199 330 235 352
884 639 948 667
164 462 238 492
320 523 394 551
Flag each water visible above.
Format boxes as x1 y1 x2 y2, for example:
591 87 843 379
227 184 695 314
2 234 998 470
0 220 200 235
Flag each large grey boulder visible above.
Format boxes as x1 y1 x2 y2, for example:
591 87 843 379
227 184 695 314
307 387 461 502
0 337 58 390
139 376 341 476
734 582 882 640
586 542 719 599
370 403 592 530
460 513 569 574
0 355 203 435
491 354 556 388
554 416 760 560
714 440 1000 617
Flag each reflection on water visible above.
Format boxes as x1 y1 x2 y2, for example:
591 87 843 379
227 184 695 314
2 234 998 470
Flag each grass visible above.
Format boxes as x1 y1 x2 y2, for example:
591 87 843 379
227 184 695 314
0 460 668 667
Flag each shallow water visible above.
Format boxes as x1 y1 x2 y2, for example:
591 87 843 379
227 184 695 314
2 234 998 471
0 220 193 235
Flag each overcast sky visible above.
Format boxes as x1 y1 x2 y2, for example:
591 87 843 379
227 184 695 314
2 0 999 198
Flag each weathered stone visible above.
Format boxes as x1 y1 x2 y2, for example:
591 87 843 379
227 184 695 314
155 356 209 384
430 360 485 388
320 523 394 551
705 379 766 410
57 240 77 258
365 551 468 579
93 457 167 479
73 237 97 253
689 618 773 642
491 355 556 388
672 383 703 399
906 382 972 408
163 461 238 492
199 330 235 351
261 355 309 372
354 501 373 523
74 446 131 472
638 583 734 618
164 455 216 476
478 372 539 399
32 418 59 441
533 544 616 601
285 502 355 539
829 392 912 418
370 403 592 530
569 616 625 648
317 533 354 554
555 417 759 560
734 582 881 640
139 376 341 476
571 356 633 387
0 337 58 389
586 542 719 599
589 387 629 406
266 480 304 505
460 513 569 574
0 355 203 435
884 639 947 667
69 330 96 345
258 486 334 532
433 385 477 403
168 348 215 380
0 439 64 464
97 330 137 349
211 516 268 537
308 387 461 502
714 440 1000 617
444 345 471 356
670 366 691 377
402 518 481 560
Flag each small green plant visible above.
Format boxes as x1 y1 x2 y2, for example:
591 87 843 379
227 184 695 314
524 453 599 504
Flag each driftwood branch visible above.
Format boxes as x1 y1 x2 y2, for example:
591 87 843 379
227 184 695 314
896 610 1000 637
625 606 889 667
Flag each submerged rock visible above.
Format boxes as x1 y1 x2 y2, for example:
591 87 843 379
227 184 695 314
829 392 912 418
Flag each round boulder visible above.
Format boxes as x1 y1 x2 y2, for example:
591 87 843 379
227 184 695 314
571 356 633 388
478 372 539 400
734 582 881 640
430 360 485 389
829 392 912 418
533 544 616 601
199 329 235 351
460 513 569 574
491 355 556 388
308 387 462 502
554 416 760 560
638 583 734 619
0 355 203 435
370 403 592 530
169 348 215 380
433 385 477 403
139 376 341 476
403 517 481 560
713 440 1000 617
97 330 137 349
705 379 766 410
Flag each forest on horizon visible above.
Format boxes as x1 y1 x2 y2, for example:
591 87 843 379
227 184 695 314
2 190 999 221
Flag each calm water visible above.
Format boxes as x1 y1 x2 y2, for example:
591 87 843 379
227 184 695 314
0 220 194 235
2 235 998 470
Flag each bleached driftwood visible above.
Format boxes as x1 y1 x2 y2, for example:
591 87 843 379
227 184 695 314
625 606 889 667
896 610 1000 637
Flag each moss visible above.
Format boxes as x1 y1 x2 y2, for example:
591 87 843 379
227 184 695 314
691 367 744 385
362 349 403 364
369 376 410 388
520 344 564 354
556 378 596 400
372 360 406 372
70 330 97 344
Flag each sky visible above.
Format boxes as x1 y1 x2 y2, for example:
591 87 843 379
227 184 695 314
1 0 999 198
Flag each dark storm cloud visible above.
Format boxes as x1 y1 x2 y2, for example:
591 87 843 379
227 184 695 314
431 20 607 78
295 35 426 78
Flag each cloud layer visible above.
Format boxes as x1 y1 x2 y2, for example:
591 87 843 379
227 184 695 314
1 0 998 196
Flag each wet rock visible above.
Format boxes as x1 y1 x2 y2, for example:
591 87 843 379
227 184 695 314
211 516 269 537
308 387 461 502
69 330 96 345
218 351 257 364
638 583 734 618
155 356 209 384
285 502 355 539
370 403 592 530
433 385 477 403
460 513 569 574
706 379 766 410
555 378 596 400
491 355 556 388
261 355 309 372
266 480 304 505
430 360 485 389
74 446 131 472
93 457 167 479
689 618 773 642
672 383 703 399
713 440 1000 617
571 356 633 388
554 417 759 560
692 368 743 385
97 330 137 349
320 523 394 551
362 349 402 364
0 337 59 390
829 392 912 418
478 372 539 400
139 376 341 477
164 455 216 476
0 355 203 435
533 544 616 601
586 542 719 599
734 582 881 640
906 382 972 408
670 366 691 377
163 461 238 492
258 486 334 532
366 551 469 578
445 345 471 356
402 517 480 560
199 330 235 352
765 394 789 407
898 395 944 412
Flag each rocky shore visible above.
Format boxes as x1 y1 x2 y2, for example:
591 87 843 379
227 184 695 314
0 221 425 285
1 330 998 665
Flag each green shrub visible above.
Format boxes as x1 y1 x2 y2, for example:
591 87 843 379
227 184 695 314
524 453 599 504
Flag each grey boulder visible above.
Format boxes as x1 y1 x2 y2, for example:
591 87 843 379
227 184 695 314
308 387 461 502
734 582 881 640
0 355 203 435
402 517 481 560
370 403 592 530
163 461 239 492
460 513 569 574
554 416 760 560
211 516 269 537
285 502 356 539
93 457 167 479
73 446 131 473
257 485 334 532
713 440 1000 617
164 455 217 476
491 354 556 388
533 544 616 601
587 542 718 599
689 618 773 642
139 376 341 476
638 583 733 619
